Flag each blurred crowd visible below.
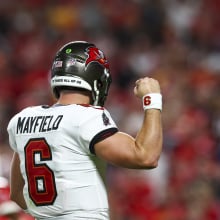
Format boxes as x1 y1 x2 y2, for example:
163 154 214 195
0 0 220 219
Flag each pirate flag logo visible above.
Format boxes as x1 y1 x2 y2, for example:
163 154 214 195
85 47 109 69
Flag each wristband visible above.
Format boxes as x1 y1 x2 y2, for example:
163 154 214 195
142 93 162 111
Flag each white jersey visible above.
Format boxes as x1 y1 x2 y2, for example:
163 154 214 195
7 104 118 220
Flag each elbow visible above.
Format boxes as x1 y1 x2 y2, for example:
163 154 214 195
140 155 160 169
9 192 23 209
135 138 162 169
135 144 162 169
10 192 16 203
10 191 20 205
9 192 27 210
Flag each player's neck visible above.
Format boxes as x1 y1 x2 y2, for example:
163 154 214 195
56 91 91 105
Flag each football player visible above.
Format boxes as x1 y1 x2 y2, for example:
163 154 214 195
7 41 163 220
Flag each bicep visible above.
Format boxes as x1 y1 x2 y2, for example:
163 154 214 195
94 132 140 168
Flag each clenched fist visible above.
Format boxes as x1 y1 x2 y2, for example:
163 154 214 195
134 77 161 98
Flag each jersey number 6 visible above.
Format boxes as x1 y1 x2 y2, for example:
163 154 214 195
25 138 57 206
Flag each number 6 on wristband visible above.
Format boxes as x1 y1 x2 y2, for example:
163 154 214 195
143 96 151 106
142 93 162 111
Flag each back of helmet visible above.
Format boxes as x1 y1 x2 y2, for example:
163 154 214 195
51 41 111 106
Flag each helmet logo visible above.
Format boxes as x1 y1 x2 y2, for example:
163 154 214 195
85 47 109 69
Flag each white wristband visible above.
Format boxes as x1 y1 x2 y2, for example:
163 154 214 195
142 93 162 111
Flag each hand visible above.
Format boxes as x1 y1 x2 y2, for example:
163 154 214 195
134 77 161 98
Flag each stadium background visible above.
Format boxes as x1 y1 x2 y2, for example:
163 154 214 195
0 0 220 219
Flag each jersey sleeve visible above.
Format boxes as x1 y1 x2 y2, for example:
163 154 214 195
78 108 118 155
7 115 18 152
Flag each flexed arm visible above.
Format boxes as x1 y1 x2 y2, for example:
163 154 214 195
94 77 163 169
